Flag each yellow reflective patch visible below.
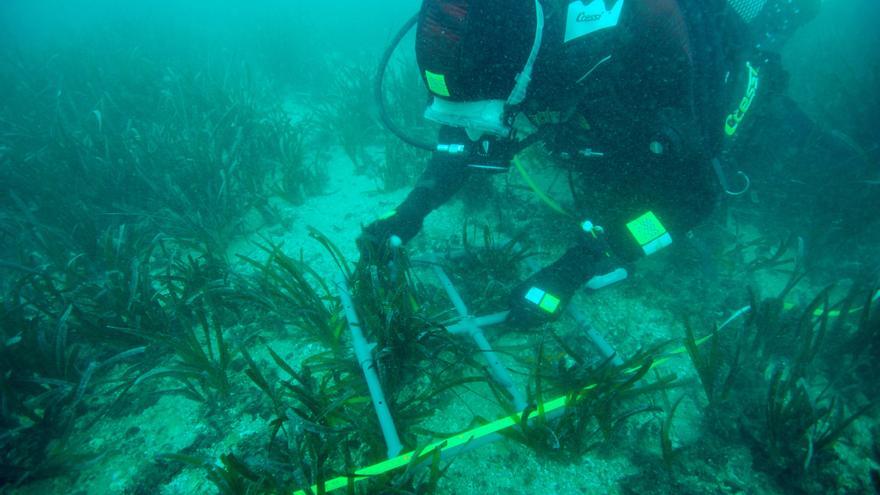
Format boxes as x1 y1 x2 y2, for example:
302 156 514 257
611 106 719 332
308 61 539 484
539 293 561 313
425 70 450 97
626 211 667 247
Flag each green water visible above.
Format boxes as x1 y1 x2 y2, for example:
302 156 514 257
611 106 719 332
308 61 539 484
1 1 877 494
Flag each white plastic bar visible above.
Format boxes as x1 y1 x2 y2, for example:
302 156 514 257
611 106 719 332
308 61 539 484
430 257 469 317
336 275 403 458
445 311 510 335
429 258 527 410
466 322 528 410
568 309 623 366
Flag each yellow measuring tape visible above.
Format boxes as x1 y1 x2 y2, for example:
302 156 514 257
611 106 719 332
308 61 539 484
292 290 878 494
292 393 577 495
649 289 880 371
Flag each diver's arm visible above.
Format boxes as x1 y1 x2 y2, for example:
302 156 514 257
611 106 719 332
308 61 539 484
391 126 474 239
366 122 521 242
356 126 474 262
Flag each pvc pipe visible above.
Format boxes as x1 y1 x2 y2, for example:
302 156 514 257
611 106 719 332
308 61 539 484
467 322 528 411
429 259 527 410
430 257 469 317
336 275 403 458
568 309 624 366
422 251 622 364
445 312 510 335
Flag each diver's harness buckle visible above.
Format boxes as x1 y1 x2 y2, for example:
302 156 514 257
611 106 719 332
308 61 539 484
711 157 751 197
578 148 605 158
435 140 508 172
436 135 524 173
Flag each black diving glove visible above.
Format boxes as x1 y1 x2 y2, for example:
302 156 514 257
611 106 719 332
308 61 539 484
507 238 624 328
356 210 423 266
357 127 471 266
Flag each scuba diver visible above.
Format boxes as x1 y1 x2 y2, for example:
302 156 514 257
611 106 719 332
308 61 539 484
357 0 846 325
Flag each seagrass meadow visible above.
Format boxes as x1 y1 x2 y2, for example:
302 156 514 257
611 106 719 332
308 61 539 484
1 1 879 494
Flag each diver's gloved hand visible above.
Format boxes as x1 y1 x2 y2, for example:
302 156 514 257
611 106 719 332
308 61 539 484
356 211 422 266
507 240 612 328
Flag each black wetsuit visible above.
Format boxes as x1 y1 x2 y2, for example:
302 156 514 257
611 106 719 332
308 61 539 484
363 0 871 318
395 0 747 264
528 0 734 261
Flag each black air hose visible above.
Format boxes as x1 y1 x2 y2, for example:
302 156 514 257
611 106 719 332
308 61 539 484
375 12 435 152
375 12 545 158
